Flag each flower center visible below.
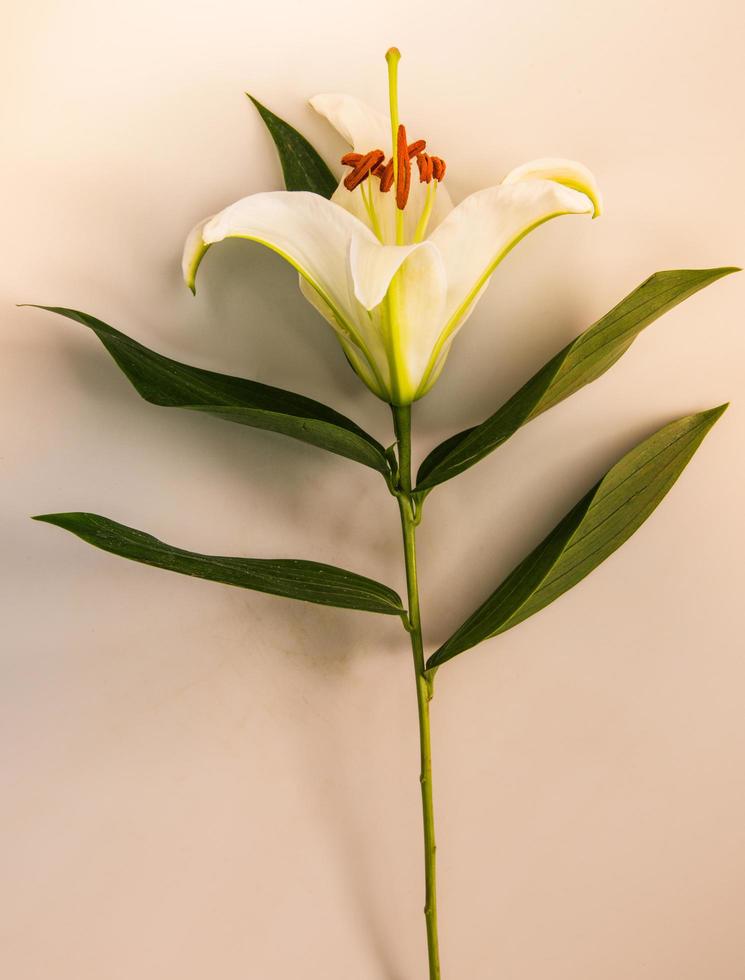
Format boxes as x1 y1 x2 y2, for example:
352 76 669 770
340 136 446 207
339 48 446 226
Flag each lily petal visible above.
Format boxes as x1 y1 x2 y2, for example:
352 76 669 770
430 178 594 327
389 244 448 397
309 93 391 153
503 157 602 217
421 179 594 387
347 238 447 403
348 237 431 311
184 190 377 332
182 215 214 294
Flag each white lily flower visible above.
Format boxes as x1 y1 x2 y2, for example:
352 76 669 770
183 49 601 405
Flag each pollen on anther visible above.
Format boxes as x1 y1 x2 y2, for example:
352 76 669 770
407 139 426 158
340 152 362 166
431 156 446 181
379 160 394 192
343 149 385 191
416 152 433 183
395 124 412 209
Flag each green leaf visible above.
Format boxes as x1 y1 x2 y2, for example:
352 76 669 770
417 268 738 492
35 513 405 616
248 95 337 198
427 404 727 668
28 306 391 475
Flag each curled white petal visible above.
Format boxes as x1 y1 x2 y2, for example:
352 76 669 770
503 157 603 217
182 215 214 293
430 178 594 329
193 191 376 331
415 179 594 392
348 237 432 311
182 190 404 399
309 93 391 153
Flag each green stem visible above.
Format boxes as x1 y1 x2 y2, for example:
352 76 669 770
392 403 441 980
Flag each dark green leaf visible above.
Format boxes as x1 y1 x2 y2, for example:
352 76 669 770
28 306 391 475
417 268 738 491
35 513 405 616
427 404 727 668
248 95 337 198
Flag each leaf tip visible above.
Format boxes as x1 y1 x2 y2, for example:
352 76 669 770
707 401 730 422
689 266 741 287
705 265 741 283
246 93 266 116
32 512 85 530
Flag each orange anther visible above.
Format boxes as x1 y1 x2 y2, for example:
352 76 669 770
340 152 362 166
351 139 445 196
343 149 385 191
431 156 446 182
396 124 412 210
416 152 433 183
379 159 394 192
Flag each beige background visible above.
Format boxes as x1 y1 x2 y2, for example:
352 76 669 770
3 1 744 977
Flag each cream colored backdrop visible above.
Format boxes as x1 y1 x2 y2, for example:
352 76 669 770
3 1 744 977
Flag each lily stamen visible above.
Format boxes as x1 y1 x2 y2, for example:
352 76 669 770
417 152 433 183
395 124 412 210
343 149 385 190
379 160 394 192
431 156 446 181
350 138 444 199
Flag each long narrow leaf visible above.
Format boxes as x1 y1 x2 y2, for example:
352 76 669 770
417 268 738 491
427 404 727 668
29 306 391 475
248 95 337 198
35 513 405 616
